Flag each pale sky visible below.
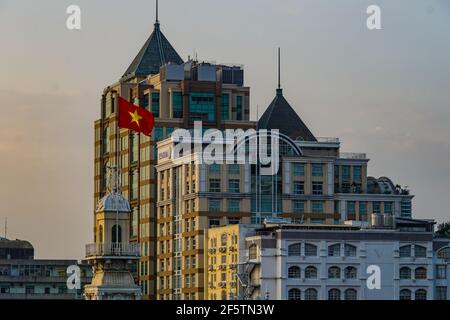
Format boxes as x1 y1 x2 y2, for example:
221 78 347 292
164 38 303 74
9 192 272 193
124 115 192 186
0 0 449 259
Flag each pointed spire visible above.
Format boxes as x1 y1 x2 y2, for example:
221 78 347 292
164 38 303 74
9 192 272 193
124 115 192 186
155 0 160 27
277 47 282 95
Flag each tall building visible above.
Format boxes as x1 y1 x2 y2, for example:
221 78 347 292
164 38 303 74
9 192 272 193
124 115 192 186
0 238 92 299
94 9 255 299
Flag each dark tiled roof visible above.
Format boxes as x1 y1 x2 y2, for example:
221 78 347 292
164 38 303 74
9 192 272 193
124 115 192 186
121 22 183 81
258 88 316 141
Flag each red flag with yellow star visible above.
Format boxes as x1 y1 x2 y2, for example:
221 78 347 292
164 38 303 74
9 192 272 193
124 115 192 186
118 96 155 136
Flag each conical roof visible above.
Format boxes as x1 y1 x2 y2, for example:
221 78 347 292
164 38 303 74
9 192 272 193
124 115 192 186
258 88 316 141
121 22 183 81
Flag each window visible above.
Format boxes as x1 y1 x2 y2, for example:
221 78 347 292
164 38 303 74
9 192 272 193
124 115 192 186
288 288 301 300
305 266 317 279
312 201 324 214
305 244 317 256
399 245 412 258
312 182 323 195
353 166 362 182
415 289 427 301
209 164 220 174
151 92 160 118
288 243 301 256
293 181 305 194
359 202 367 215
373 202 381 214
344 266 357 279
328 244 341 257
111 225 122 243
1 286 11 294
249 244 258 260
172 92 183 118
415 267 427 280
228 179 240 193
130 133 139 163
436 286 447 300
347 201 356 215
312 164 323 177
293 200 305 214
384 202 393 214
304 288 318 300
208 199 221 212
414 245 427 258
293 163 305 176
189 92 215 122
228 217 240 225
400 289 412 300
344 288 357 300
328 289 341 300
236 96 243 120
228 200 240 212
400 267 411 279
288 266 301 278
221 94 229 120
344 244 357 257
437 247 450 260
209 179 221 192
334 200 340 214
228 164 240 175
208 218 221 228
328 266 341 279
342 165 350 181
436 265 447 279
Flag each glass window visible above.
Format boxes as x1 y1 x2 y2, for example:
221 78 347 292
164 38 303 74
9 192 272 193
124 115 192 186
372 202 381 214
400 267 411 279
293 200 305 214
344 244 357 257
359 202 367 215
384 202 393 214
436 265 447 279
334 200 340 214
130 133 139 163
344 289 357 300
312 164 323 177
293 163 305 176
347 201 356 215
328 266 341 279
328 289 341 300
208 199 221 212
131 207 138 237
400 289 412 300
189 92 215 122
353 166 362 182
312 182 323 195
209 179 221 192
221 94 229 120
288 288 301 300
415 267 427 280
436 286 447 300
399 245 412 258
154 127 163 141
305 266 317 279
415 289 427 301
328 244 341 257
228 179 240 193
152 92 160 117
342 165 350 181
249 244 258 260
288 266 301 278
228 164 240 175
172 92 183 118
236 96 243 120
209 164 220 174
304 288 318 300
312 201 324 213
305 244 317 256
415 245 427 258
288 243 301 256
344 266 357 279
293 181 305 194
228 200 240 212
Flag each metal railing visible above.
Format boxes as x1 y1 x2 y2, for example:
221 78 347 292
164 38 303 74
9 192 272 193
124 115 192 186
316 137 340 143
85 243 140 257
340 152 367 160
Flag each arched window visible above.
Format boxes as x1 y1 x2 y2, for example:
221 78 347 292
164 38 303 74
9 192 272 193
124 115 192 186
344 266 357 279
221 234 228 246
304 288 318 300
415 267 427 280
305 266 318 279
400 289 412 300
305 244 317 256
400 267 411 279
399 245 412 257
98 225 103 243
288 243 302 256
288 266 301 278
112 225 122 243
437 247 450 260
344 288 357 300
414 245 427 258
328 288 341 300
249 244 258 260
288 288 301 300
328 266 341 279
415 289 427 300
344 244 357 257
328 244 341 257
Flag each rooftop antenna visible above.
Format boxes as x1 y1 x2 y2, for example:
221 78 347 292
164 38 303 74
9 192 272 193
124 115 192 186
278 47 281 90
155 0 159 24
4 218 7 239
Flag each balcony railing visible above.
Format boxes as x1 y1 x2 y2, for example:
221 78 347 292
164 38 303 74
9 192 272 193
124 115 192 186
85 243 140 258
316 137 340 143
340 152 367 160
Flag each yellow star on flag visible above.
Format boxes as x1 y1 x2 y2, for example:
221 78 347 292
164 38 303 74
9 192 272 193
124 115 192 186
129 110 143 126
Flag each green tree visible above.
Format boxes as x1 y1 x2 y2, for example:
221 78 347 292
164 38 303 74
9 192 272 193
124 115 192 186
435 222 450 238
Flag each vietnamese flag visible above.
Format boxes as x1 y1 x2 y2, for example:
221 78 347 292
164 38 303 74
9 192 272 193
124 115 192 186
118 96 155 136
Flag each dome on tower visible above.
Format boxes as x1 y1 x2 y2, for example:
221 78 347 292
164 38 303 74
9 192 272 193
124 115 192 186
96 192 131 213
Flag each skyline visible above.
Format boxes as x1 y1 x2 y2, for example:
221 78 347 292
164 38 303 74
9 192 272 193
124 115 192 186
1 0 450 259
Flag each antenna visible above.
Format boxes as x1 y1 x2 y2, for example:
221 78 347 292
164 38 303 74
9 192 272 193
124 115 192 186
155 0 159 24
278 47 281 89
4 218 7 239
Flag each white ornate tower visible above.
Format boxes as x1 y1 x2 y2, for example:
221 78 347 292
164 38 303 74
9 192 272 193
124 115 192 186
84 168 142 300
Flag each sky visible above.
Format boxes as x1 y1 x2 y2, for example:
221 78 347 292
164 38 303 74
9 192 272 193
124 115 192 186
0 0 449 259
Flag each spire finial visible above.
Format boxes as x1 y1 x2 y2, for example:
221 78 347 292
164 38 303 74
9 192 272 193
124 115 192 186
155 0 159 24
278 47 281 89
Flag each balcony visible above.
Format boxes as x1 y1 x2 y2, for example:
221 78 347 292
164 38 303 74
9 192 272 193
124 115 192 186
85 243 140 258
